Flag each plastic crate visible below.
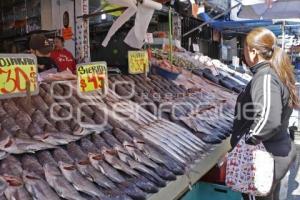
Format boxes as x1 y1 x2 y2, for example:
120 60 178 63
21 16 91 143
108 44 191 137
181 182 242 200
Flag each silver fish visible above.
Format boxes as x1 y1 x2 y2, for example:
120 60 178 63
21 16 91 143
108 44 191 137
0 136 56 154
123 141 158 168
0 177 7 196
132 138 164 164
44 164 86 200
58 161 104 198
2 175 32 200
88 153 125 183
66 143 116 189
23 171 60 200
33 132 80 145
101 147 139 177
0 152 7 161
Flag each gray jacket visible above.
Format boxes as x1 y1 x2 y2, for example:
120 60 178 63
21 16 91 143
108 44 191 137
231 61 293 156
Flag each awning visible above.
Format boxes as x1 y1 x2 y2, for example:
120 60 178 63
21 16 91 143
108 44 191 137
238 0 300 19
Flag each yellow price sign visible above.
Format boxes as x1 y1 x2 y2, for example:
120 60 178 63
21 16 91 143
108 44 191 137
0 54 38 99
76 62 107 94
128 51 149 74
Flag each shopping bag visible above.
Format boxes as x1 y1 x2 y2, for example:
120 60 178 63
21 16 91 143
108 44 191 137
225 135 274 196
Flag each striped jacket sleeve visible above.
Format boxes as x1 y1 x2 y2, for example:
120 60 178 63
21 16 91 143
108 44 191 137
245 73 283 145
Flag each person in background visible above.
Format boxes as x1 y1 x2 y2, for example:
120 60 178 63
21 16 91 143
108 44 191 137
29 34 58 73
51 36 76 73
231 27 298 200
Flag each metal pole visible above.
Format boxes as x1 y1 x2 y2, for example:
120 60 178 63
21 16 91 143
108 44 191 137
282 20 285 49
183 2 242 37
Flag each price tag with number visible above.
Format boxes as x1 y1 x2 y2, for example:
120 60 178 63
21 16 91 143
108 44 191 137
128 51 149 74
0 54 38 99
76 62 107 94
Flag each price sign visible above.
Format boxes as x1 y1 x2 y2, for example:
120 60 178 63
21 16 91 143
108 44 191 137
193 44 200 52
0 54 38 99
145 33 154 44
128 51 149 74
76 62 107 93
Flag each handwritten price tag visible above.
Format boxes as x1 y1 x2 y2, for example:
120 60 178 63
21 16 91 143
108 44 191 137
76 62 107 93
128 51 149 75
0 54 38 99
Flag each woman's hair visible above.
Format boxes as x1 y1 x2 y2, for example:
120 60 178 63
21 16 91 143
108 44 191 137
246 27 299 108
55 36 65 43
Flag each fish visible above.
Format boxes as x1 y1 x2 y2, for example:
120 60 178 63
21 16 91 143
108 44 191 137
0 152 7 161
117 182 146 200
88 153 125 183
1 175 32 200
44 164 86 200
2 101 19 117
0 135 56 154
14 110 32 131
102 132 122 147
0 156 23 177
23 170 60 200
66 143 116 189
101 147 139 177
1 116 20 134
58 161 106 198
91 134 110 149
33 132 80 145
132 137 185 175
123 141 176 181
21 155 45 179
114 146 166 187
36 151 58 166
0 177 7 196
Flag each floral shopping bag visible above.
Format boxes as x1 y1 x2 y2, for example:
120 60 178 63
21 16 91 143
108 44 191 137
225 136 274 196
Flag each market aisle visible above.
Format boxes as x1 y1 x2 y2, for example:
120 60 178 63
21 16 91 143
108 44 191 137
288 136 300 200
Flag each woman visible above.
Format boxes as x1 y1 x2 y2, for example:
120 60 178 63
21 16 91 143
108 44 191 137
231 27 298 200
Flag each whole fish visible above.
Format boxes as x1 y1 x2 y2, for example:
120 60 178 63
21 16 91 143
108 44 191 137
33 132 80 145
132 137 185 175
58 161 106 198
132 138 164 164
21 155 45 179
44 164 86 200
114 146 166 187
2 101 19 117
0 156 23 177
102 132 122 147
123 141 176 181
88 153 125 183
23 170 60 200
1 116 20 134
0 177 7 195
91 134 110 149
1 175 32 200
0 135 56 154
36 151 58 166
117 181 146 200
101 147 139 177
66 143 116 189
0 152 7 161
52 148 74 164
14 110 32 131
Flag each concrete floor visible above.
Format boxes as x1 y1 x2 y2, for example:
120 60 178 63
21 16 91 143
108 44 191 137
287 135 300 200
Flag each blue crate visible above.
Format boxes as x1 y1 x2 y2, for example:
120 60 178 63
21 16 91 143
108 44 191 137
181 182 242 200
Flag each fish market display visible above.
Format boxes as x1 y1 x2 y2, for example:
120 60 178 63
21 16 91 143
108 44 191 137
0 54 237 199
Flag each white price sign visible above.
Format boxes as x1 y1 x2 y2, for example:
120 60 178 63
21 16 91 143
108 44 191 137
193 44 199 52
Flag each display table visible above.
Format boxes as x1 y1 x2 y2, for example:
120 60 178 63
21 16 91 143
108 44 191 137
148 138 231 200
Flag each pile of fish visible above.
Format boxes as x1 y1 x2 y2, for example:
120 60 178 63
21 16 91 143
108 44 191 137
109 74 234 144
0 68 236 199
152 49 250 93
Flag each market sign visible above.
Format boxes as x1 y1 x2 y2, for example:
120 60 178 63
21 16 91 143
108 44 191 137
0 54 38 99
128 51 149 74
76 62 107 94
